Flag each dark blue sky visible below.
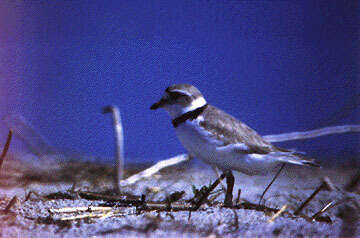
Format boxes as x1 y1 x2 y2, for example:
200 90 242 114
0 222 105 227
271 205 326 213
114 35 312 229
1 1 359 164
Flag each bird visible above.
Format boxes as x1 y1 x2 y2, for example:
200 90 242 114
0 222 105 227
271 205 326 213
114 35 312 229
150 84 319 207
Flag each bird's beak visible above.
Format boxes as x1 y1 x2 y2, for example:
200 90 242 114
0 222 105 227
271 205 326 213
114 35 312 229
150 98 167 110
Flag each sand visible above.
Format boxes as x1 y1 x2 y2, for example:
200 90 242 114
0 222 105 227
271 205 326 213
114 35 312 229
0 157 359 237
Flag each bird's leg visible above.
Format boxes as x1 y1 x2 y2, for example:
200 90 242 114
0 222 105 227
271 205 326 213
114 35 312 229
224 170 234 207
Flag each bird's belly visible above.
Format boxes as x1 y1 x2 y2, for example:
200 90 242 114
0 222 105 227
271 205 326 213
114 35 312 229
175 122 279 175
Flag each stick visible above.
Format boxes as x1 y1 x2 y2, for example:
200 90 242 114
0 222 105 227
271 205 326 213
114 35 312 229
268 204 288 223
211 166 226 191
99 211 115 219
311 201 334 221
4 196 18 213
294 177 334 215
263 125 360 143
119 154 190 186
103 106 125 193
0 130 13 171
311 197 356 221
78 191 142 205
49 206 112 214
192 173 226 210
138 202 193 212
60 212 112 221
258 163 286 205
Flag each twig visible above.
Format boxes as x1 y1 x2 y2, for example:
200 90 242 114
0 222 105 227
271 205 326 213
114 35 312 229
4 195 18 213
235 200 331 223
24 191 46 202
60 212 112 221
49 206 112 214
138 202 193 212
119 154 190 186
99 211 115 219
263 125 360 143
166 191 185 203
268 204 288 223
103 105 125 194
192 173 226 210
49 195 332 223
311 197 356 221
208 190 223 202
211 166 226 191
311 201 334 221
294 177 335 215
24 192 33 202
78 191 142 205
258 163 286 205
0 130 13 171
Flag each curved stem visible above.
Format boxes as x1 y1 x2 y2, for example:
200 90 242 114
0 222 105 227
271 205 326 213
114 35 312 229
263 125 360 142
103 106 124 193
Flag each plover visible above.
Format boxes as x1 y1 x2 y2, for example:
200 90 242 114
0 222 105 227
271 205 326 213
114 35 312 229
151 84 319 206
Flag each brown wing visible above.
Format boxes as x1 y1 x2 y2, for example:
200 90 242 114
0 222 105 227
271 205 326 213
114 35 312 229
199 105 275 154
198 105 319 167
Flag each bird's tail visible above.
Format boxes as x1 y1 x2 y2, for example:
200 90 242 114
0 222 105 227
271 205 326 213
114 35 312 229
270 150 320 168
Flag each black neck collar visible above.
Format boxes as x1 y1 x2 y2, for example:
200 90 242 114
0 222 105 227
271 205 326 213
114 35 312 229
172 104 208 128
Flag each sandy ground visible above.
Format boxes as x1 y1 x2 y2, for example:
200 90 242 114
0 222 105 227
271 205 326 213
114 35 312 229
0 156 359 238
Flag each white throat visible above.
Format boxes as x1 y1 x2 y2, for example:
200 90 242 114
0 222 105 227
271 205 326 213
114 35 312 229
164 96 207 119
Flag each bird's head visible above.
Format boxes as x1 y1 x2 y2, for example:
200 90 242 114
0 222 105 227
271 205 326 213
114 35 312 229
150 84 207 119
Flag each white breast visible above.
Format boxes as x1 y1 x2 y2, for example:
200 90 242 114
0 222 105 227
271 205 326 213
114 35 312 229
175 117 222 159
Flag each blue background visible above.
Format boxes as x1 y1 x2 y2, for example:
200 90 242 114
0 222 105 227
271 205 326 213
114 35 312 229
1 1 359 165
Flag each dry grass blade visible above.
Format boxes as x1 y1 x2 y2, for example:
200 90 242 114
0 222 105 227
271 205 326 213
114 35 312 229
0 130 13 170
263 125 360 142
49 206 112 214
78 191 142 205
119 154 190 186
259 163 286 205
294 177 334 215
4 195 18 213
138 202 192 212
311 201 334 221
211 166 226 191
60 212 112 221
192 173 226 210
268 204 288 223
